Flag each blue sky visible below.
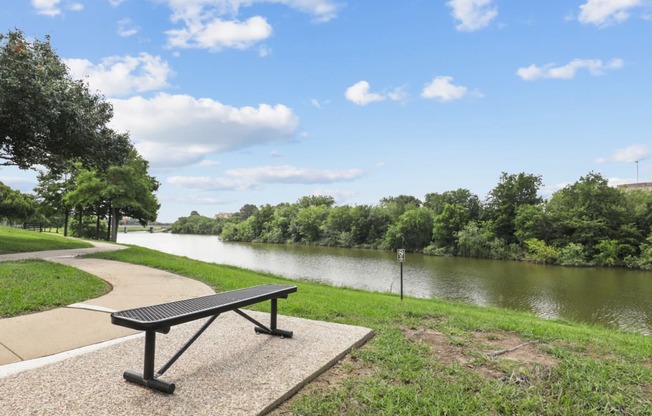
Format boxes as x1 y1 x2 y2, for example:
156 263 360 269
1 0 651 222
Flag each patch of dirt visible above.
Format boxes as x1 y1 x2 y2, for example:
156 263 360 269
641 383 652 400
402 327 468 366
402 327 559 383
473 331 558 367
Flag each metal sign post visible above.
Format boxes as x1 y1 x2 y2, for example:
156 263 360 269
397 249 405 300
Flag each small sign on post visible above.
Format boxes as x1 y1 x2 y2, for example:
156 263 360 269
397 249 405 300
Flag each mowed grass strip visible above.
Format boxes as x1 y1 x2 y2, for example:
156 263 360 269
0 259 111 317
0 226 92 254
88 246 652 415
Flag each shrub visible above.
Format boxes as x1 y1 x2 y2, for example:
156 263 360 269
558 243 587 266
524 238 560 264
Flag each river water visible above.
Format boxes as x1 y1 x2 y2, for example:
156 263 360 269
118 232 652 334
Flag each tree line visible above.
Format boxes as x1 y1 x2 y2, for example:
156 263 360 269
172 171 652 270
0 30 159 240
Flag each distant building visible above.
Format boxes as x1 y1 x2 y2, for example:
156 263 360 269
618 182 652 191
214 212 234 219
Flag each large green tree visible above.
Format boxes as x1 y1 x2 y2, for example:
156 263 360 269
379 195 422 221
34 168 79 236
63 166 106 238
432 203 469 249
486 172 543 244
514 203 550 243
293 205 329 243
547 172 630 259
63 151 159 241
260 203 298 243
104 151 160 241
0 30 130 173
384 208 434 251
424 188 482 220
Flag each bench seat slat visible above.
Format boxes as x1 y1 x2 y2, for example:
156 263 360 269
111 284 297 331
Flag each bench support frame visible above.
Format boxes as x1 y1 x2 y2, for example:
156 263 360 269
123 299 292 394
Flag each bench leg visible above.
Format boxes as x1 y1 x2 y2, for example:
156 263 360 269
123 330 176 394
265 298 293 338
235 298 293 338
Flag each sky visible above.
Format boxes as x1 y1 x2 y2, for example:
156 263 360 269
0 0 651 222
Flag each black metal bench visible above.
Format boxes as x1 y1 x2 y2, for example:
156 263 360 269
111 284 297 394
22 222 43 232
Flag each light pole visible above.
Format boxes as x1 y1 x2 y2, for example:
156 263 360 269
636 160 639 183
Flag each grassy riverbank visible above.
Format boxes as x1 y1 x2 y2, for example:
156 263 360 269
1 226 650 413
89 246 652 415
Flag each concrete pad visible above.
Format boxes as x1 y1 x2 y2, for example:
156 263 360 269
0 308 137 361
0 311 373 416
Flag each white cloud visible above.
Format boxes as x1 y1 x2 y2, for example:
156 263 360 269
271 0 341 23
595 144 649 163
312 188 358 203
118 18 139 37
388 86 409 104
310 98 331 108
447 0 498 32
65 53 173 97
166 16 273 51
345 81 385 106
32 0 61 16
164 0 341 23
228 165 365 184
168 176 246 191
108 0 126 6
31 0 84 15
109 93 299 167
421 76 469 101
197 159 222 167
578 0 641 26
162 0 340 51
516 58 624 80
167 194 232 206
168 165 365 191
606 177 625 186
258 45 272 57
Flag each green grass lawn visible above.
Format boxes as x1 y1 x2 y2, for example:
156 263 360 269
87 246 652 415
0 225 92 254
0 226 109 316
0 259 111 317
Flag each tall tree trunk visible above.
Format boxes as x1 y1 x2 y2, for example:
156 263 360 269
95 203 101 240
107 202 112 241
77 209 83 237
110 207 120 242
63 208 69 237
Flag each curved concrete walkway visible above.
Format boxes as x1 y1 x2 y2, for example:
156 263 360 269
0 241 374 415
0 242 215 365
